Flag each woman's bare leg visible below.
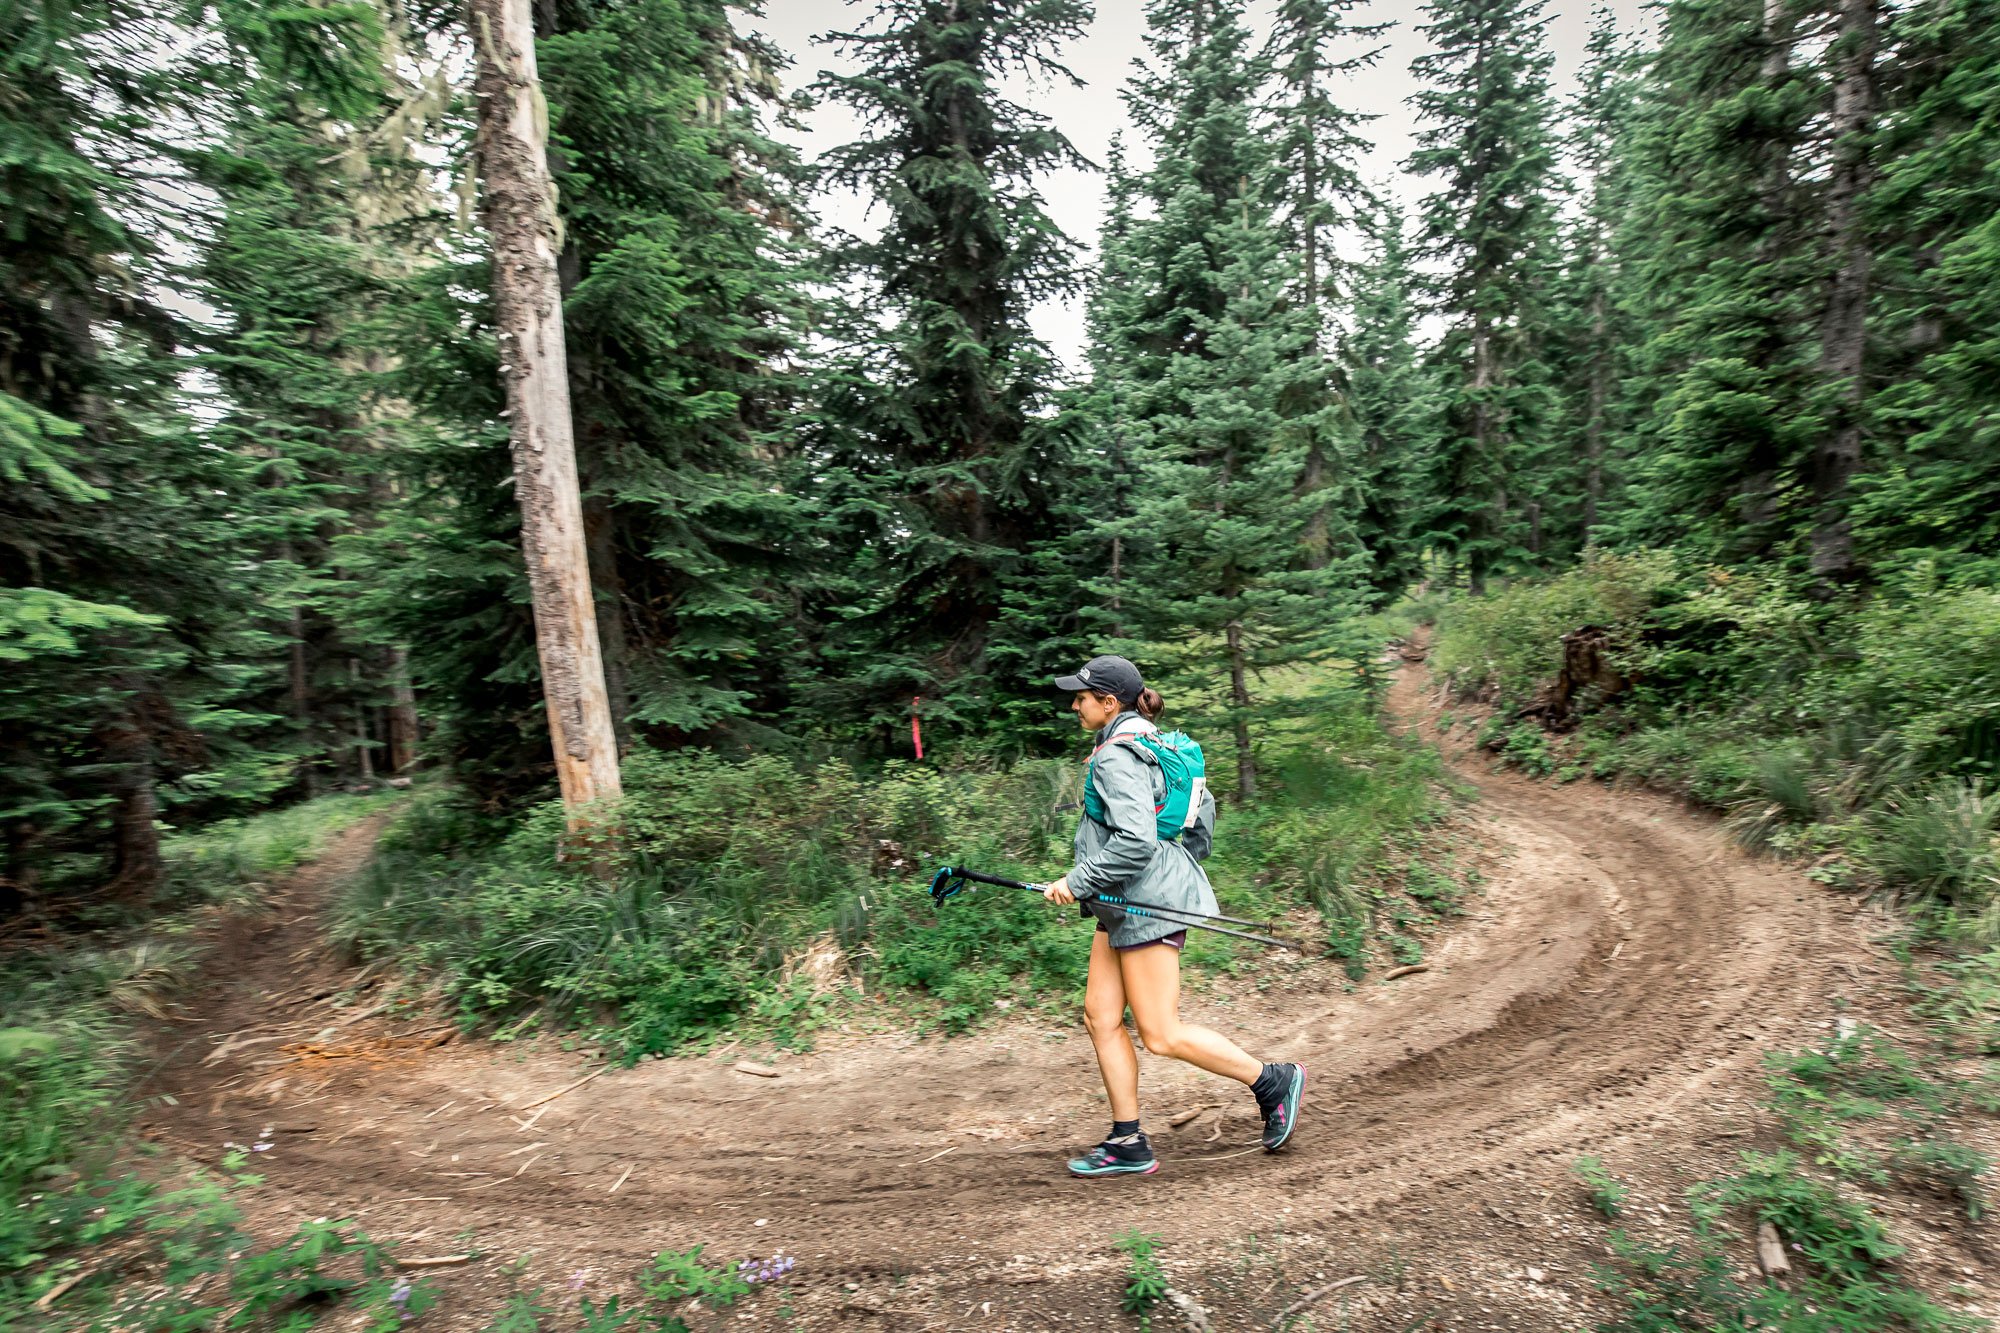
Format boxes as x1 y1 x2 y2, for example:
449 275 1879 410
1083 931 1141 1122
1119 943 1262 1084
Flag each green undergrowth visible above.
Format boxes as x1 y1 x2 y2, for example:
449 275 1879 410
2 790 410 1327
158 790 401 910
3 1093 441 1329
12 1138 797 1331
340 682 1458 1059
1434 550 2000 934
1115 1230 1167 1327
1580 947 1998 1332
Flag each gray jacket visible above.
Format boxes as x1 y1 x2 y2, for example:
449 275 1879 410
1067 713 1219 947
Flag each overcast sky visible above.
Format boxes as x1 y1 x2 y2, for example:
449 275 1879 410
747 0 1656 368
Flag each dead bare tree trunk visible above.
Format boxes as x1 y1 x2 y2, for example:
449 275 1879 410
1811 0 1878 586
468 0 623 815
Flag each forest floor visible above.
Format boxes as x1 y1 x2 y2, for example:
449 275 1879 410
133 650 1996 1331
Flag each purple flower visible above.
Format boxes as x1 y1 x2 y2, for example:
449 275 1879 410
740 1252 796 1285
388 1277 414 1321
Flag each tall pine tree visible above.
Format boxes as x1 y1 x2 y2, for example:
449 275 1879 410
1405 0 1566 591
809 0 1090 745
1341 203 1434 604
1110 0 1371 800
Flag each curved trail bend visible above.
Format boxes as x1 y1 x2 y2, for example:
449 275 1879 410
143 653 1877 1326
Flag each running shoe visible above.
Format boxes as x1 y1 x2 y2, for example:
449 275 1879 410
1066 1136 1159 1178
1258 1063 1307 1151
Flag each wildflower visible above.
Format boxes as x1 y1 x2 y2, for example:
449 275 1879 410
388 1277 414 1322
740 1253 796 1285
568 1269 592 1291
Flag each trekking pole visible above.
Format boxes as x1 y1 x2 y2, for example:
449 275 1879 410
927 866 1306 953
933 866 1275 927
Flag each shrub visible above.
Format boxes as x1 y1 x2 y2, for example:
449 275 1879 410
1432 549 1680 705
345 692 1449 1055
1863 779 2000 915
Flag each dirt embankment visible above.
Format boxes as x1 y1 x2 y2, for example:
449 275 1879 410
137 652 1978 1330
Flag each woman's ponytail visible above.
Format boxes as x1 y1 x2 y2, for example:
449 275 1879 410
1135 687 1165 721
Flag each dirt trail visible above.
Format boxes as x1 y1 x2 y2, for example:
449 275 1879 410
141 654 1906 1329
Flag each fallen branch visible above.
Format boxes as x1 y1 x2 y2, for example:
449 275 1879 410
733 1060 779 1078
336 1000 392 1027
1271 1275 1366 1329
1755 1222 1791 1278
1381 964 1429 982
609 1164 634 1194
1166 1286 1213 1331
519 1063 611 1110
1168 1105 1218 1128
395 1254 476 1269
34 1271 90 1311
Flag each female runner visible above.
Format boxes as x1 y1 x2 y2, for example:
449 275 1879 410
1042 654 1306 1177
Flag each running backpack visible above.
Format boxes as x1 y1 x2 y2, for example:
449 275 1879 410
1083 725 1208 841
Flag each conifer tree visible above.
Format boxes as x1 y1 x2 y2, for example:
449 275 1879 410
197 13 410 797
1545 7 1643 549
1807 0 1882 585
1 0 386 903
1261 0 1388 327
1404 0 1566 591
1341 204 1434 604
810 0 1090 743
1260 0 1386 569
1606 0 1820 561
1112 0 1371 799
1850 0 2000 573
989 134 1146 746
542 0 813 744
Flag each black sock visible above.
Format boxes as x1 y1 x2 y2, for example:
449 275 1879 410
1111 1118 1141 1140
1250 1062 1288 1109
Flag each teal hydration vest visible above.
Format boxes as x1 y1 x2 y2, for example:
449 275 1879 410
1083 724 1208 841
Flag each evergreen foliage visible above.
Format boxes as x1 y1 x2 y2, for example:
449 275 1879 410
1340 206 1438 607
809 0 1092 748
1404 0 1567 591
5 0 2000 963
0 0 385 906
1097 0 1374 799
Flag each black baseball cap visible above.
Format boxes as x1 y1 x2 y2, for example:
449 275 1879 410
1053 655 1144 705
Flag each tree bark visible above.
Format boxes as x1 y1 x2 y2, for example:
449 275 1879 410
1226 619 1256 802
1583 282 1607 542
387 645 420 773
1811 0 1878 586
349 657 375 782
582 491 633 756
94 689 162 901
1469 314 1496 597
468 0 623 814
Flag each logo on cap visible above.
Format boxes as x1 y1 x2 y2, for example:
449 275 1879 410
1079 668 1093 682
